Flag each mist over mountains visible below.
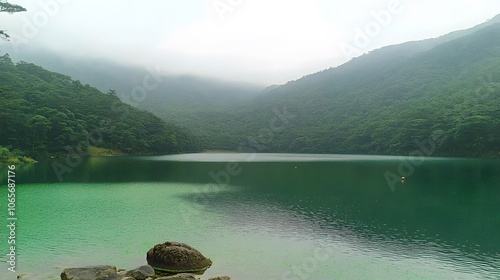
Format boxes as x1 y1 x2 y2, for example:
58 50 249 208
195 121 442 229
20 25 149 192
1 15 500 158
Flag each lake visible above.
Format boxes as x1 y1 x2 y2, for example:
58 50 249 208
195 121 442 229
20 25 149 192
0 153 499 279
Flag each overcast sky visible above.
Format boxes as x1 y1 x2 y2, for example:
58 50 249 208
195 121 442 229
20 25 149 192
1 0 500 85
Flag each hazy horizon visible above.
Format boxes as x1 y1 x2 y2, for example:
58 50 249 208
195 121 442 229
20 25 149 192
1 0 500 85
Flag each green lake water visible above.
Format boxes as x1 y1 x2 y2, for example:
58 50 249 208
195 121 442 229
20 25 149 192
0 153 499 279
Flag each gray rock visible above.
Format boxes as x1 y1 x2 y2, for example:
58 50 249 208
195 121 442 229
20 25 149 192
124 265 155 280
60 265 117 280
208 277 231 280
156 273 199 280
146 242 212 274
95 273 123 280
96 272 139 280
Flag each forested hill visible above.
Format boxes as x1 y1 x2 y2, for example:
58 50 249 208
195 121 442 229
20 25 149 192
132 20 500 157
3 18 499 158
0 54 198 162
245 22 500 157
3 48 264 150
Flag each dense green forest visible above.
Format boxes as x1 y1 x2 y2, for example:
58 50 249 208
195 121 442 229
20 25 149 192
0 54 198 161
3 49 263 150
138 21 499 157
224 22 500 157
2 18 499 158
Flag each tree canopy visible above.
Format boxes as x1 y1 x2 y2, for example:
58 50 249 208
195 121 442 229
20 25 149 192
137 23 500 157
2 17 499 159
0 54 199 161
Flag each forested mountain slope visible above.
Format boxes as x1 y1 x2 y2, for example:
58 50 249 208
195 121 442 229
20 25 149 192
0 54 198 161
3 18 499 158
6 48 263 149
138 21 500 157
243 23 500 156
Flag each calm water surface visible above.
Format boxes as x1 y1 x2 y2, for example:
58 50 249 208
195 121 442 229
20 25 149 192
0 153 499 279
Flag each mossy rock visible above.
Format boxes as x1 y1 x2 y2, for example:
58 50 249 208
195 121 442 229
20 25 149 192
147 242 212 275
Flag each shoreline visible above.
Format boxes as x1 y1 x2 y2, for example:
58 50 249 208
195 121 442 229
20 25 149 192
2 150 499 165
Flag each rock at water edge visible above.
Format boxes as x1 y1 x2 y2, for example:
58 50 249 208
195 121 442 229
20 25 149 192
60 265 117 280
146 242 212 274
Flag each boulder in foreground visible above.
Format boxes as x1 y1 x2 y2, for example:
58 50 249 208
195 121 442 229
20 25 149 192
156 273 198 279
124 265 155 280
60 265 116 280
146 242 212 275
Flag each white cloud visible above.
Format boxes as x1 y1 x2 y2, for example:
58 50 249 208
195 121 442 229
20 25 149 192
1 0 499 84
155 0 346 83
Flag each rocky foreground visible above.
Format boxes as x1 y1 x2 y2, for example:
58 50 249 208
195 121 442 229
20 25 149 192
57 242 230 280
60 265 230 280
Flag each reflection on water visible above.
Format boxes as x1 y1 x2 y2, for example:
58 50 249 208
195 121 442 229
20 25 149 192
190 184 500 279
0 154 499 279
